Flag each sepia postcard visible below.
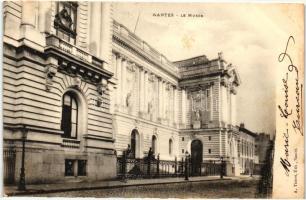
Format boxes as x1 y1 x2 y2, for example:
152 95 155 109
1 1 304 198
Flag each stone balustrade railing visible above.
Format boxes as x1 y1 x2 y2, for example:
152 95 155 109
113 20 178 75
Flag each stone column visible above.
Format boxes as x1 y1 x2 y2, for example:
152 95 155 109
121 57 127 106
181 89 186 124
139 67 144 113
172 86 175 125
173 87 177 124
231 92 237 126
38 1 52 34
144 71 148 113
161 81 165 118
116 54 122 108
89 1 101 57
210 85 213 121
100 2 112 70
21 1 36 28
170 86 174 125
157 77 161 118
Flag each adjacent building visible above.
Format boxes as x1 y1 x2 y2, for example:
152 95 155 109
238 123 257 174
111 20 243 176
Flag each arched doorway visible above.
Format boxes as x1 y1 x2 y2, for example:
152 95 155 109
151 135 157 156
191 140 203 176
130 129 139 158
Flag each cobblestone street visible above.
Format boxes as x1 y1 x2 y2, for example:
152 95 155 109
29 178 259 198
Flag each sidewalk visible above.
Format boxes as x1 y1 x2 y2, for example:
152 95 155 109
4 176 235 196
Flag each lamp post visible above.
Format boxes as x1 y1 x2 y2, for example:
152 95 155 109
18 125 27 191
184 151 190 181
220 156 224 179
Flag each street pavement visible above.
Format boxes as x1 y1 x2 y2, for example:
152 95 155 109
3 175 260 197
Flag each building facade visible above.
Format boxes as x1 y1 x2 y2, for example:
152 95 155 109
3 1 258 185
238 124 257 174
111 20 244 176
3 1 116 184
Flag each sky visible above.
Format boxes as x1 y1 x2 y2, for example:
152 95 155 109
113 3 303 135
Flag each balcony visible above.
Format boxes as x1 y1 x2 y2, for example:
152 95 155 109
45 35 113 84
61 138 80 149
46 35 100 66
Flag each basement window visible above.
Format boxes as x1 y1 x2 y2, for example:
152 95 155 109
78 160 87 176
65 159 75 176
65 159 87 177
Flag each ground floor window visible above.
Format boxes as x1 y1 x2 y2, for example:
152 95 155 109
78 160 87 176
65 159 75 176
65 159 87 177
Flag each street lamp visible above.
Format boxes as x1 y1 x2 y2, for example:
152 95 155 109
220 156 224 179
185 151 190 181
18 125 27 191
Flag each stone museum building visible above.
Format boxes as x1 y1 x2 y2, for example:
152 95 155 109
3 1 257 185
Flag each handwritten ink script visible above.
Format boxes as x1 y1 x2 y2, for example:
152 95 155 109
278 36 303 193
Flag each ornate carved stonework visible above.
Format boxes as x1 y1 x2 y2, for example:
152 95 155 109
45 56 58 91
148 73 155 82
45 65 57 91
221 78 229 87
97 79 108 95
72 76 82 88
126 92 132 107
54 3 77 38
127 62 136 72
191 91 204 112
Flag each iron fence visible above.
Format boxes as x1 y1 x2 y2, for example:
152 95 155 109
117 156 223 179
3 147 16 185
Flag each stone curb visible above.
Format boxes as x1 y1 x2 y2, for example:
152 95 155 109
5 178 233 196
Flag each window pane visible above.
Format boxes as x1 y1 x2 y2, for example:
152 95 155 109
64 95 71 106
78 160 87 176
61 105 71 137
71 123 77 138
65 159 74 176
72 98 77 109
71 108 77 123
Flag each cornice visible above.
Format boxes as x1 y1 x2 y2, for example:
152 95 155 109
113 34 180 80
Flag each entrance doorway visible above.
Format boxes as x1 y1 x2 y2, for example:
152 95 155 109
130 129 139 158
191 140 203 175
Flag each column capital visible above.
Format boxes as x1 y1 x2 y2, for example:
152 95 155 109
138 65 144 71
121 55 128 61
114 52 122 59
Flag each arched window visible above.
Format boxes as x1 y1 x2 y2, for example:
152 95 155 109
61 91 78 139
169 139 173 155
152 135 157 154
